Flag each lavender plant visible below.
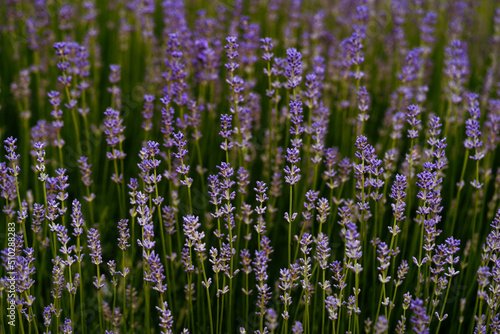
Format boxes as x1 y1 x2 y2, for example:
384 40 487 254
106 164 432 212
1 1 500 334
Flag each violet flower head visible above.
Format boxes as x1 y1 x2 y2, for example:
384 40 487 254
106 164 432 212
390 174 407 222
485 100 500 153
51 256 65 299
260 37 274 62
292 321 303 334
145 251 167 293
156 301 174 331
316 197 330 226
345 221 362 260
357 86 370 123
55 168 69 207
33 141 47 179
284 147 301 186
43 305 52 328
410 298 430 334
77 156 93 188
15 248 36 297
304 73 321 110
173 131 192 187
160 95 175 151
399 48 423 88
341 32 365 79
104 108 126 172
118 219 130 251
32 203 45 235
225 36 239 73
217 162 236 202
285 48 303 90
208 174 222 207
219 114 233 152
420 12 438 48
162 205 177 236
325 296 339 321
464 93 484 161
60 318 72 334
315 233 331 270
138 140 162 186
254 248 272 318
4 137 21 177
142 94 155 132
237 167 250 195
406 104 422 139
323 147 339 188
70 199 84 238
109 64 121 84
48 90 62 109
289 99 304 138
444 39 469 104
183 214 205 251
138 208 155 251
376 242 392 280
87 228 102 265
354 5 369 37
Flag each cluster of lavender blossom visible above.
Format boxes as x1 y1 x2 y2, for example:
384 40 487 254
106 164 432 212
1 0 500 334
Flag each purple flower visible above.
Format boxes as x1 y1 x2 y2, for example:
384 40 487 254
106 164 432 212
77 156 95 202
225 36 239 72
183 214 204 246
145 251 167 293
254 246 272 318
410 298 430 334
398 48 423 89
464 93 484 163
292 321 303 334
60 318 72 334
55 168 69 206
43 305 52 327
323 147 339 189
157 301 174 331
325 295 339 321
315 233 330 270
289 100 304 138
376 242 392 282
142 94 155 132
87 228 102 265
406 104 422 139
219 114 234 152
395 260 409 287
420 12 437 47
32 203 45 235
285 48 303 90
118 219 130 251
51 256 65 300
316 198 330 226
444 40 469 104
4 137 21 177
357 86 370 123
345 222 362 273
104 108 126 172
160 95 176 151
341 32 365 79
138 141 162 194
390 174 407 222
304 73 321 111
284 151 301 186
260 37 274 62
70 199 84 238
173 132 192 187
485 100 500 153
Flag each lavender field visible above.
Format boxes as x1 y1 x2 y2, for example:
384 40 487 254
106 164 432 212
1 0 500 333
